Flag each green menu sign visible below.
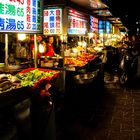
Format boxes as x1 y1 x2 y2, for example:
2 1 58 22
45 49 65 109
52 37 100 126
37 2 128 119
0 0 43 33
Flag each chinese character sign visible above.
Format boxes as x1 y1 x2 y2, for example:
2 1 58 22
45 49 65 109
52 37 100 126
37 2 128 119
0 0 42 33
68 8 88 35
43 8 62 34
90 16 98 32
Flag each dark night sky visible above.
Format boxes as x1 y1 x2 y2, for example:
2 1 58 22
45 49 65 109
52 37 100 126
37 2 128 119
109 0 139 30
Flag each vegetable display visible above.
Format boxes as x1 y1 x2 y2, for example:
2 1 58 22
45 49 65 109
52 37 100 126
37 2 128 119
16 68 60 88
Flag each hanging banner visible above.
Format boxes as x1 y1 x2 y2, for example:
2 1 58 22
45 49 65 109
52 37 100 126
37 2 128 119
0 0 43 33
43 8 62 35
90 16 98 32
68 8 88 35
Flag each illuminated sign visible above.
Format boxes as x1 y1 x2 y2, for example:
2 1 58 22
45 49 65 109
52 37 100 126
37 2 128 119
43 8 62 34
90 16 98 32
0 0 42 33
68 8 88 35
98 20 111 33
106 21 111 33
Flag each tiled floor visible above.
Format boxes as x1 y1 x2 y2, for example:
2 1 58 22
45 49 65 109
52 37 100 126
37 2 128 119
55 57 140 140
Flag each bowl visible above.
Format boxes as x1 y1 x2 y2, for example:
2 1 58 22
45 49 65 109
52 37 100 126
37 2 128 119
73 69 99 85
74 74 92 85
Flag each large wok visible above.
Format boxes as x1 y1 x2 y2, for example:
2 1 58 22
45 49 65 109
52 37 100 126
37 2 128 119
73 69 99 85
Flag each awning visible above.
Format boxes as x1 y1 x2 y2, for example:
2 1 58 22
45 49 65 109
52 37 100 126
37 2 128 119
71 0 125 28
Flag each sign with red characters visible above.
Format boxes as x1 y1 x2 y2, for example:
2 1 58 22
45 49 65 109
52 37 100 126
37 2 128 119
68 8 88 35
43 8 62 34
90 16 98 32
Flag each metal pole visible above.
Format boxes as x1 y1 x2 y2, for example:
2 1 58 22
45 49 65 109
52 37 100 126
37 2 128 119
34 34 37 68
61 40 66 94
5 34 8 67
103 20 106 48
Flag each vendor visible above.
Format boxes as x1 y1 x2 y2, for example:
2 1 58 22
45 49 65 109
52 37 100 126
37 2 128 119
38 36 57 57
46 36 56 57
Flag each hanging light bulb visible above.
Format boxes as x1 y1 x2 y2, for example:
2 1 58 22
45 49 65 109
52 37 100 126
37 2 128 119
39 44 45 53
78 41 82 46
17 34 26 41
82 41 87 48
88 32 94 39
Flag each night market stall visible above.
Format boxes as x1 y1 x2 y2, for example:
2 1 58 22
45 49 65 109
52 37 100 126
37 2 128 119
0 0 60 139
41 2 106 121
43 1 103 87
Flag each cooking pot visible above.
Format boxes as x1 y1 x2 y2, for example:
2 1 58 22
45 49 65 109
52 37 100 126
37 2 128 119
73 69 99 84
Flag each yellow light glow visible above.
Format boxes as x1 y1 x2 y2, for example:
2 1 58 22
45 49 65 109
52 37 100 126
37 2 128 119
60 35 64 42
73 48 78 53
88 33 94 39
82 41 87 47
78 41 82 46
99 33 103 37
17 34 26 41
39 44 45 53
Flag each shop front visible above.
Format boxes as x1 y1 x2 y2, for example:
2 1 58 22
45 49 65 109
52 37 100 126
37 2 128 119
42 0 104 90
0 0 43 71
0 0 61 140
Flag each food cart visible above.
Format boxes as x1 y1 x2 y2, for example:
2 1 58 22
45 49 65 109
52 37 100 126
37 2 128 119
0 0 61 139
41 1 104 105
0 0 41 138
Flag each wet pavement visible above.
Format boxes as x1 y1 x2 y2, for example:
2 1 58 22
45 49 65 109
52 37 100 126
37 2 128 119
55 55 140 140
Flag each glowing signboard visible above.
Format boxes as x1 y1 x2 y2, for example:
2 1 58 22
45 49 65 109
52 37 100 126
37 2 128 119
0 0 42 33
106 21 111 33
98 20 111 33
43 8 62 34
68 8 88 35
90 16 98 32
